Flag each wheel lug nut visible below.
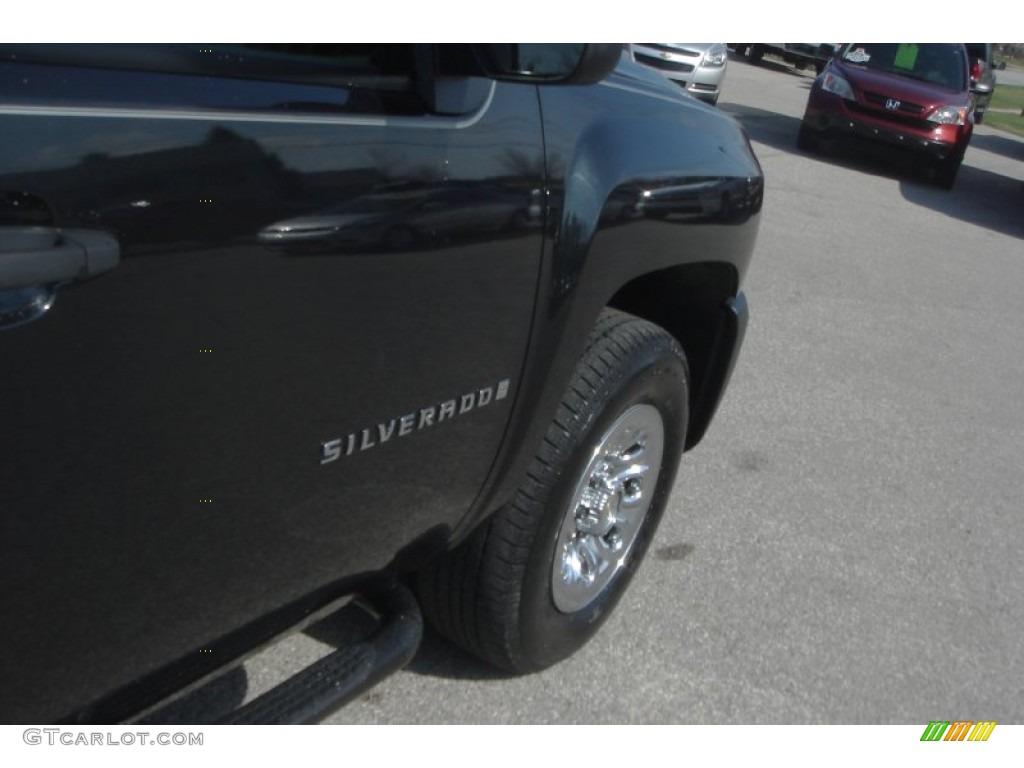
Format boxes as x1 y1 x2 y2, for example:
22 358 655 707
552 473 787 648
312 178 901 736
604 527 623 551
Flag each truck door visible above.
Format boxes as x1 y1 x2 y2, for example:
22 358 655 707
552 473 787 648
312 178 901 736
0 44 544 722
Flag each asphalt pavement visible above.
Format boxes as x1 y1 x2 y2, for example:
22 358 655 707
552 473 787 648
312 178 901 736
995 65 1024 88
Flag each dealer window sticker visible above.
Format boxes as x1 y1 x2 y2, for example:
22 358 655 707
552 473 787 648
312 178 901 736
845 47 871 64
893 44 919 70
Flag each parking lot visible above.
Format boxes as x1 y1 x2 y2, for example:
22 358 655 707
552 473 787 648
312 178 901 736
317 55 1024 724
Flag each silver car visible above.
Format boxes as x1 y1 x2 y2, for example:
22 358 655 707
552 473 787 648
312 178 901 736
965 43 997 124
630 43 728 105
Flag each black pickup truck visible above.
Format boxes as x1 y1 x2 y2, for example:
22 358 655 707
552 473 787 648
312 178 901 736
0 44 762 724
733 43 837 74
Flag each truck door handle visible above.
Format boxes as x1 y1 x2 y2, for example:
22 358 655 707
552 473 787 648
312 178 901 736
0 226 120 289
0 226 120 329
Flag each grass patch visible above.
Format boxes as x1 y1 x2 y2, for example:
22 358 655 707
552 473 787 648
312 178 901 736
986 113 1024 137
990 84 1024 111
985 84 1024 137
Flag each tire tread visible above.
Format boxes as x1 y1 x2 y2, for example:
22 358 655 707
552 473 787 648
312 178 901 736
417 309 687 671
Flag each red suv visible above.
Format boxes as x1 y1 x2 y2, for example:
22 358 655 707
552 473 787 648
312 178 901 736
798 43 974 188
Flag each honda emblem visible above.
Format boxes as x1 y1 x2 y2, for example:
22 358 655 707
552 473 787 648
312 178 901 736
885 98 901 111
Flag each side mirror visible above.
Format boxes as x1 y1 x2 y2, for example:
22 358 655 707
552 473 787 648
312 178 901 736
468 44 623 85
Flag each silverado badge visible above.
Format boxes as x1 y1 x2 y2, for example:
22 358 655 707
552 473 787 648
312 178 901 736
320 378 511 465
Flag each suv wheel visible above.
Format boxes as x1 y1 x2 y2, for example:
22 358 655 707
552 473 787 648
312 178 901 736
929 154 963 190
797 123 820 153
418 309 689 672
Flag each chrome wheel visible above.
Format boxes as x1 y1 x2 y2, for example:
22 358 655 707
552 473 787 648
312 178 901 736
418 309 688 672
551 403 665 613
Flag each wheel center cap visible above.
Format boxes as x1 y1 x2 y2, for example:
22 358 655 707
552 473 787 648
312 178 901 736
552 403 666 614
576 471 618 537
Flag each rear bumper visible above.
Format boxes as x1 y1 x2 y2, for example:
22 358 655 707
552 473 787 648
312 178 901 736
971 84 993 114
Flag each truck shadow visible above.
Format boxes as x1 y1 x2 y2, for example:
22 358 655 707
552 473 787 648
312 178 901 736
402 624 513 681
303 597 511 682
139 668 248 725
141 593 508 724
718 103 808 154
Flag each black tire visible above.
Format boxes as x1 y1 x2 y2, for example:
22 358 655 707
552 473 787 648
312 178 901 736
418 309 689 673
748 45 764 64
974 110 985 125
930 154 962 190
797 123 820 153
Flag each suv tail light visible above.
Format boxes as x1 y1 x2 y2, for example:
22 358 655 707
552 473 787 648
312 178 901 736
970 58 982 81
